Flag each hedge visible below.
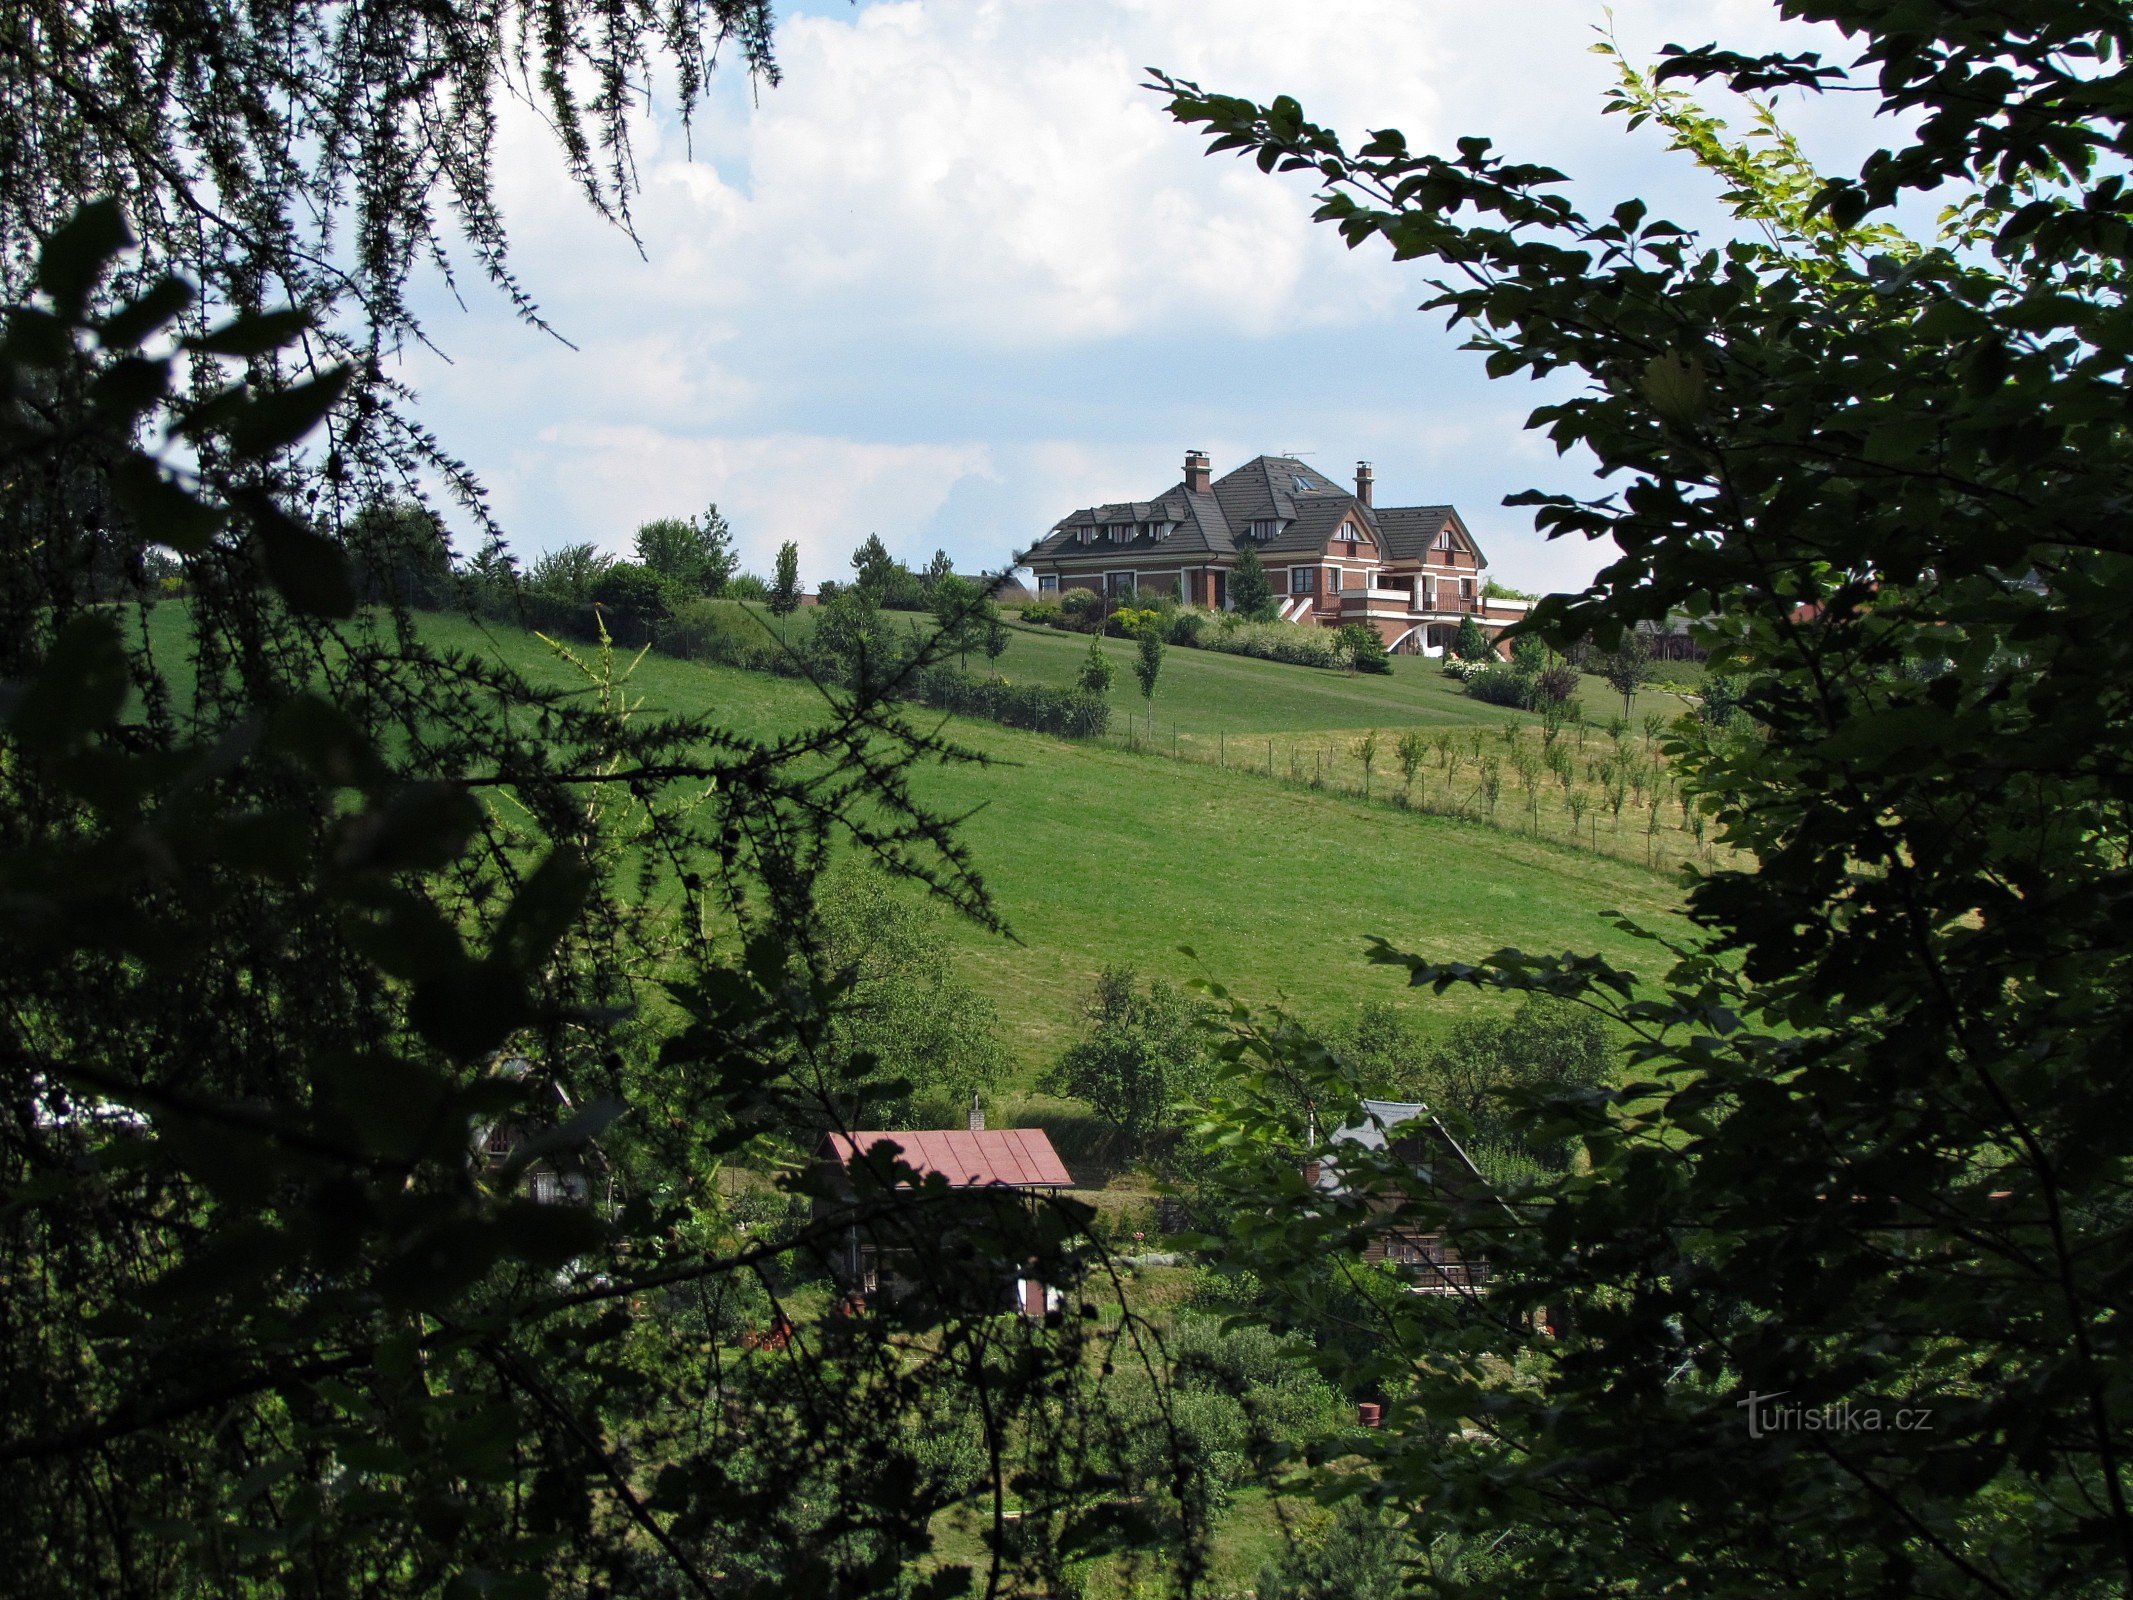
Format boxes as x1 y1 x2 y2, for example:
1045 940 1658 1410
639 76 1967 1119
906 666 1110 737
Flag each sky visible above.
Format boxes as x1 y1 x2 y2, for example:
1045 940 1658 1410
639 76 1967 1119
403 0 1893 597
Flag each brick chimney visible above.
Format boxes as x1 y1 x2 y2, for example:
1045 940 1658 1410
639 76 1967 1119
1184 449 1211 495
1355 460 1374 507
968 1092 985 1133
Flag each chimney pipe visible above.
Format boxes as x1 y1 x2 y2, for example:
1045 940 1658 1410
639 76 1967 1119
1184 449 1211 495
1355 460 1373 508
968 1093 985 1133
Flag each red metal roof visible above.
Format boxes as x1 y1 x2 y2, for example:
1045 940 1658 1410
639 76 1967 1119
823 1128 1073 1189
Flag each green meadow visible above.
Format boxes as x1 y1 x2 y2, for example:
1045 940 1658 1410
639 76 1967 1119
391 608 1692 1078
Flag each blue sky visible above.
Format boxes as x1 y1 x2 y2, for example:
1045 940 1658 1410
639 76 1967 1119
404 1 1893 596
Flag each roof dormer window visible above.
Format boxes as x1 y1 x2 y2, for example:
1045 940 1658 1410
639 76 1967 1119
1250 518 1279 539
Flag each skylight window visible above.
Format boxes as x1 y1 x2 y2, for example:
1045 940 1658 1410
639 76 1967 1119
1291 474 1313 492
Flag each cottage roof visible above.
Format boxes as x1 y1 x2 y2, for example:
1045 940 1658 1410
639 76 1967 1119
823 1128 1073 1189
1312 1099 1486 1195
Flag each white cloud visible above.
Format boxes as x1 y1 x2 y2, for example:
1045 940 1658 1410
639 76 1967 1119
404 0 1880 590
489 424 990 581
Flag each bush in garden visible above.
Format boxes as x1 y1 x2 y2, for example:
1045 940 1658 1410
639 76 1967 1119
1164 606 1210 646
1059 587 1105 630
1465 664 1536 708
1532 662 1582 705
1334 621 1392 674
1450 613 1492 661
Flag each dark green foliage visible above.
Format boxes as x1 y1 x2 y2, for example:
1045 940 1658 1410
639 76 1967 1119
0 211 1154 1600
1448 614 1490 661
810 587 903 690
1258 1501 1416 1600
0 0 779 532
1333 622 1391 674
906 666 1111 738
1599 628 1653 717
1462 664 1533 709
1161 7 2133 1591
810 867 1009 1126
1045 969 1211 1154
1059 586 1105 630
634 506 739 597
1133 627 1164 711
849 534 927 610
770 540 803 620
1698 669 1744 727
1231 543 1276 621
931 573 989 668
1076 633 1114 696
589 560 682 637
527 540 615 602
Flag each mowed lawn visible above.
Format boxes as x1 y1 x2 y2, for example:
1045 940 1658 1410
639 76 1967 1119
405 611 1689 1072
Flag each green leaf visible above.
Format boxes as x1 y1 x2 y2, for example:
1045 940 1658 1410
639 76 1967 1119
234 490 356 617
221 366 351 458
186 307 312 358
408 960 529 1059
35 199 130 319
97 276 194 349
106 456 224 553
5 614 129 755
490 847 592 969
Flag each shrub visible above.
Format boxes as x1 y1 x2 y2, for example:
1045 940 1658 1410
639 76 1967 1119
1110 605 1164 639
1076 634 1114 696
1059 587 1104 629
723 572 770 602
1450 613 1492 661
1164 606 1210 646
1533 662 1582 705
907 667 1110 737
1019 600 1063 626
1334 622 1392 674
662 598 798 676
1465 664 1535 708
1200 618 1345 669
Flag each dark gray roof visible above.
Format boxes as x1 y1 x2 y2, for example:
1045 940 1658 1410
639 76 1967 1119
1211 455 1347 529
1030 456 1481 568
1373 505 1459 563
1037 479 1234 558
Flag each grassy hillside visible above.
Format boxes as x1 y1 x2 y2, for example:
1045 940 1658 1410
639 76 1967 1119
395 610 1691 1078
701 599 1691 735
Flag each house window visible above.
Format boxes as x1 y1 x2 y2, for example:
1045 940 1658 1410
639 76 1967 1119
1105 571 1137 599
1037 574 1059 594
1290 567 1317 596
1436 530 1453 551
1328 568 1343 594
1460 578 1475 600
1337 522 1359 544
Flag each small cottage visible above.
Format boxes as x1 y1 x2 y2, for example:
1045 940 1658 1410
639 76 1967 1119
814 1101 1074 1317
1307 1098 1491 1294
